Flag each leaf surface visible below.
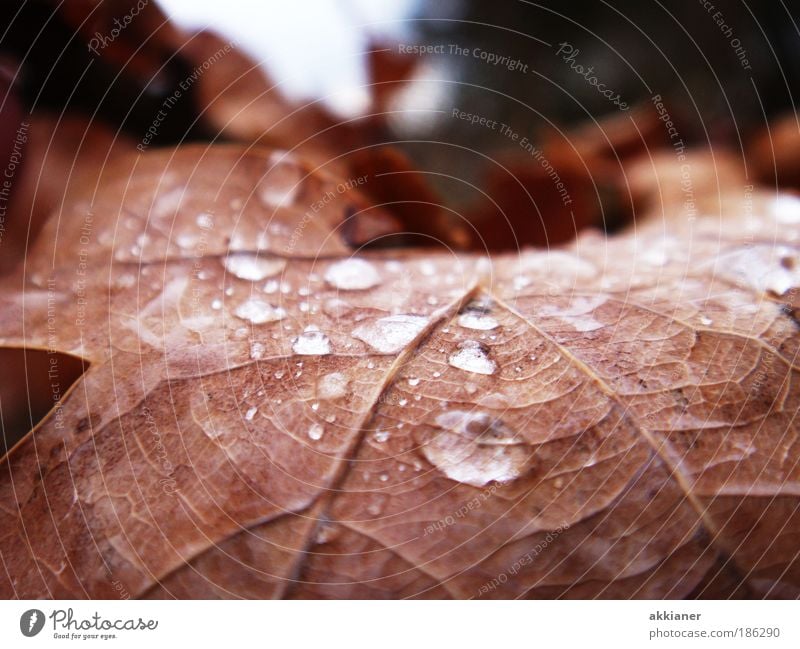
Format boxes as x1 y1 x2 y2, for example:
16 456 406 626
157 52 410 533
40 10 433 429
1 145 798 599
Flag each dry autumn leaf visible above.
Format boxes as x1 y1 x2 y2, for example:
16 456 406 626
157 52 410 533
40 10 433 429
1 144 799 600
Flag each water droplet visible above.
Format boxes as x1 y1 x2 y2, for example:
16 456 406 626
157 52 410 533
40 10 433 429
458 312 499 331
379 473 389 482
374 429 390 443
458 297 499 331
448 340 496 375
422 411 527 487
223 254 286 281
244 406 258 421
352 314 429 354
398 398 408 406
292 326 331 355
420 261 436 276
317 372 349 400
699 316 713 326
512 275 530 291
408 377 420 387
234 299 286 324
308 423 324 440
211 298 222 310
249 342 266 359
325 258 381 290
196 213 214 229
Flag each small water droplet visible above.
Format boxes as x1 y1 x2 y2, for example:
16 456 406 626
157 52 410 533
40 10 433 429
308 423 324 440
223 254 285 281
699 316 713 326
244 406 258 421
379 473 389 482
325 258 381 290
196 213 214 229
211 298 222 310
448 340 496 375
398 398 408 406
374 429 390 443
234 299 286 324
292 326 332 355
408 377 420 387
250 342 266 359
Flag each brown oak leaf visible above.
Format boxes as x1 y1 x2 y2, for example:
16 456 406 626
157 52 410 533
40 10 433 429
0 145 799 599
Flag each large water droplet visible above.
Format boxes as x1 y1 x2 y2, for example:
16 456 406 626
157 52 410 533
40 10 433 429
352 314 428 354
448 340 496 375
458 297 499 331
235 299 286 324
458 312 499 331
223 254 286 281
308 423 324 440
422 411 527 487
325 258 381 290
292 326 332 355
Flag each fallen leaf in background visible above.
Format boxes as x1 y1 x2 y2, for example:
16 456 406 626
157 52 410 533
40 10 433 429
1 144 798 599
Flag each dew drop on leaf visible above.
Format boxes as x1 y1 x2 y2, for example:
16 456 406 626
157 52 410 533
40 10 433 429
324 258 381 290
234 299 287 324
448 340 496 375
317 372 349 400
352 314 429 354
223 254 286 281
422 411 527 487
292 326 332 355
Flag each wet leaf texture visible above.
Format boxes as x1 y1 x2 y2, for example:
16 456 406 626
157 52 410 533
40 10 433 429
1 146 799 599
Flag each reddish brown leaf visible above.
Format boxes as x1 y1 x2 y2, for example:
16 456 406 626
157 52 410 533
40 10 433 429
1 145 798 600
